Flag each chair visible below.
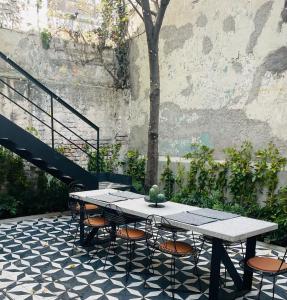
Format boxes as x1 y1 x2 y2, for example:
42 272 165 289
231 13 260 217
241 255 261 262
145 215 201 297
241 249 287 299
67 183 99 239
102 203 148 280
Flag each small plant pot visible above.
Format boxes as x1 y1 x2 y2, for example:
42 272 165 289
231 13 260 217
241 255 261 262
144 196 166 208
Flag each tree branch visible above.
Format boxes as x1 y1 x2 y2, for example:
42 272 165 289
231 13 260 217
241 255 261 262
151 0 160 12
141 0 154 39
153 0 170 41
127 0 144 21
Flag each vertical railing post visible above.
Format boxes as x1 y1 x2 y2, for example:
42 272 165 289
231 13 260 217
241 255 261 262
96 129 100 173
50 95 54 149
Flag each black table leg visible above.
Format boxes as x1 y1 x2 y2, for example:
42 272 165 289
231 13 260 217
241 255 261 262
242 236 257 290
209 238 223 300
79 201 85 246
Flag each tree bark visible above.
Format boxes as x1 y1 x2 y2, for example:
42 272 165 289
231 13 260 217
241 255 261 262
134 0 170 188
145 44 160 187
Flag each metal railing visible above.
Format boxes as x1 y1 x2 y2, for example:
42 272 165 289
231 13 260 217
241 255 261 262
0 51 100 172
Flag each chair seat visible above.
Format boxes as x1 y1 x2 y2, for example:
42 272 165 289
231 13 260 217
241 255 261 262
84 217 108 227
247 256 287 273
76 203 99 211
159 240 194 256
117 228 146 240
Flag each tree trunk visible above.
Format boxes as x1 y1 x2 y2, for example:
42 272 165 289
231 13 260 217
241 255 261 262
145 44 160 188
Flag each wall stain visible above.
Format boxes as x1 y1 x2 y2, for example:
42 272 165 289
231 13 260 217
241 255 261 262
232 61 243 73
202 36 213 55
181 76 193 97
160 23 193 56
223 16 235 33
247 47 287 104
246 1 273 54
158 102 286 158
196 13 208 27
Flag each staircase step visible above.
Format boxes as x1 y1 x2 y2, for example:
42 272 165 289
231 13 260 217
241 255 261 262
47 166 62 175
61 175 74 183
69 182 85 191
15 148 31 156
31 157 46 166
0 137 15 146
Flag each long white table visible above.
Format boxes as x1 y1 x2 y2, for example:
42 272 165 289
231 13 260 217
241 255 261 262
70 189 278 300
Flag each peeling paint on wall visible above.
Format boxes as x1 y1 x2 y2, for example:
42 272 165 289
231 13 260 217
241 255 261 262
223 16 235 33
248 47 287 104
246 1 274 54
202 36 213 55
160 23 193 56
196 13 208 27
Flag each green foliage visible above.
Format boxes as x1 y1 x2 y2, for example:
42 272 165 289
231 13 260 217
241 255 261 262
160 155 175 200
254 143 287 206
26 126 39 137
40 29 52 50
225 142 257 207
183 144 226 204
88 143 122 173
0 147 68 219
96 0 129 88
170 142 287 244
0 193 18 217
122 150 146 192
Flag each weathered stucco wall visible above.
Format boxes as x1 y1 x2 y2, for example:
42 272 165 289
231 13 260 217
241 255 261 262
129 0 287 159
0 0 130 165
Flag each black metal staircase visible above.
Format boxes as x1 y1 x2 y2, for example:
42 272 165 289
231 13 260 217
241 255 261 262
0 51 132 191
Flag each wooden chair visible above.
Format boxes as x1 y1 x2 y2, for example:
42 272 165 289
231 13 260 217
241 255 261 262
241 249 287 299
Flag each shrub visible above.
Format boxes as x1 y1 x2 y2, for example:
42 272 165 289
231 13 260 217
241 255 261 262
122 149 146 193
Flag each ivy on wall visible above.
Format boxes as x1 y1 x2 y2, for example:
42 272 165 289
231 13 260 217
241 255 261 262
41 0 130 89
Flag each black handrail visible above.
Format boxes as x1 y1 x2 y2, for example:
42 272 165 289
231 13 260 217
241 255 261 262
0 51 99 131
0 90 93 158
0 51 100 172
0 78 97 153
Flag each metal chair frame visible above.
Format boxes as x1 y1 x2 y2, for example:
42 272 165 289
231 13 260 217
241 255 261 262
240 248 287 300
144 214 201 297
102 203 147 281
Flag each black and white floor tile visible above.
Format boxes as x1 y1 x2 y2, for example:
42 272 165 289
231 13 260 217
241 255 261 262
0 216 285 299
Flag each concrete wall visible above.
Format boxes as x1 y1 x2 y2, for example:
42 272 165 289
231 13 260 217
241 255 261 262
0 0 130 166
129 0 287 159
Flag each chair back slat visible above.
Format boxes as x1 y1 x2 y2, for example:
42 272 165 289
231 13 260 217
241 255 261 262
103 204 126 226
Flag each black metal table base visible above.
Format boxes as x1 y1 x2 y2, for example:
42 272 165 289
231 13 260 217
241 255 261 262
209 236 256 300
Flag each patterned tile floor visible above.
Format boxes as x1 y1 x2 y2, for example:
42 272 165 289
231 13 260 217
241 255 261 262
0 215 286 300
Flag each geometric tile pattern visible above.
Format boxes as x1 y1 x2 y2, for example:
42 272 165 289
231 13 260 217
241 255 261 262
0 216 285 299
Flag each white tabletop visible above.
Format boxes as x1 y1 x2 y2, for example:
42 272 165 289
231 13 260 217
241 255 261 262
70 189 278 242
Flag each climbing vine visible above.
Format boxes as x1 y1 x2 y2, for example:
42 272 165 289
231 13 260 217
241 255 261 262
48 0 130 89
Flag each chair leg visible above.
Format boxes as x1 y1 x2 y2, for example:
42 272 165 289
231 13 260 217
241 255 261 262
146 245 156 275
125 240 132 282
87 231 99 265
67 216 73 236
144 244 154 288
71 223 80 255
103 240 112 271
257 274 264 300
272 276 276 300
240 242 245 258
194 260 202 292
